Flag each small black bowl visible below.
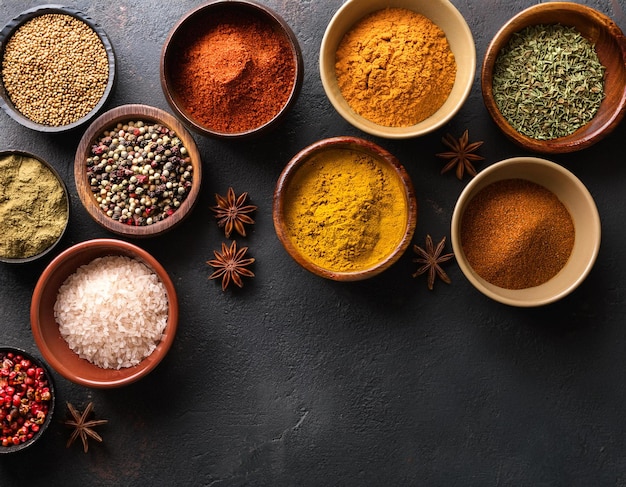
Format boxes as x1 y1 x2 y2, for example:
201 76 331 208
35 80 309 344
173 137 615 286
0 4 116 133
0 347 55 454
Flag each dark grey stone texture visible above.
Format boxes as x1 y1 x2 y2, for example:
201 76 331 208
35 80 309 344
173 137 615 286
0 0 625 485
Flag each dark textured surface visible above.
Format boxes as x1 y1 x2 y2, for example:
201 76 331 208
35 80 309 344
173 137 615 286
0 0 626 485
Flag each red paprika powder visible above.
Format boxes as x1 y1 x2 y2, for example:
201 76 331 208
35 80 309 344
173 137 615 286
168 7 297 134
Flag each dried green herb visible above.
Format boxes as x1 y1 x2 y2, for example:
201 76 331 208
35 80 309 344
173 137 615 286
492 24 605 140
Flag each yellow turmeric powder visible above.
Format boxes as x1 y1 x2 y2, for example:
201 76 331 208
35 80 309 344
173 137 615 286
283 148 408 272
335 8 457 127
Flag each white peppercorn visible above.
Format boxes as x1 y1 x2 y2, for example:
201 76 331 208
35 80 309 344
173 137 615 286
86 120 193 226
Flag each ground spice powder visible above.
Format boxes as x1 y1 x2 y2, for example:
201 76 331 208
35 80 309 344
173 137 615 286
335 8 456 127
0 154 67 259
283 148 408 272
460 179 575 289
169 9 296 133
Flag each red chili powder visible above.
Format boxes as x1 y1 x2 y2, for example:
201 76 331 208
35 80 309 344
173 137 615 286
460 178 575 290
168 8 296 134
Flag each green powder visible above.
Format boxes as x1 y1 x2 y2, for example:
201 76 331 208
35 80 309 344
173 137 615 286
0 154 68 259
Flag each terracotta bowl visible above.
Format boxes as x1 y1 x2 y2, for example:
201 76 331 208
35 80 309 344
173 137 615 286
0 150 69 264
319 0 475 139
74 104 202 238
30 239 179 388
160 0 304 139
0 347 55 453
0 4 116 133
273 136 418 281
481 2 626 153
451 157 601 307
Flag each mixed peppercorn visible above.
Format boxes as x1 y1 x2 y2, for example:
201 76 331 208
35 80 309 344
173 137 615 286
0 351 52 447
87 120 193 226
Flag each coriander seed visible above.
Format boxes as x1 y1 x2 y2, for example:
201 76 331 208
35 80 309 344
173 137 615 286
1 13 110 127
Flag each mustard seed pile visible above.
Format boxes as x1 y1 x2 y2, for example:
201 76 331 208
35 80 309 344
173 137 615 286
1 13 109 127
87 120 193 226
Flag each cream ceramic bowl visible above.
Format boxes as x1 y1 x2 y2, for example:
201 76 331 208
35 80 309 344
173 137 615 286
451 157 601 307
319 0 475 139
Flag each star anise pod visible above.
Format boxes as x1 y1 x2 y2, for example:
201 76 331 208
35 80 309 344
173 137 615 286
207 240 255 291
436 129 484 180
210 187 257 238
65 402 108 453
412 235 454 291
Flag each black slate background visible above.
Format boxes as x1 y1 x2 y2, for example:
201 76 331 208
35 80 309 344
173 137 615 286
1 0 626 485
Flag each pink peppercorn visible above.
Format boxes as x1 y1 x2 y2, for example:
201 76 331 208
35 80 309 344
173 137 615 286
0 351 52 448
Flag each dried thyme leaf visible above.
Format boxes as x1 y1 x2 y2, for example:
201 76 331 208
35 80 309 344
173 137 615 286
492 24 605 140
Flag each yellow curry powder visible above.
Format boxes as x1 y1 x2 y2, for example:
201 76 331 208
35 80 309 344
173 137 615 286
283 148 408 272
335 8 457 127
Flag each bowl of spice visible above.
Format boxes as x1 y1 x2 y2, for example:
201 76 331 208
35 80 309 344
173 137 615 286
30 238 178 388
0 150 69 263
481 2 626 153
0 347 55 453
319 0 475 139
0 4 115 132
273 136 418 281
160 0 304 139
74 104 202 238
451 157 601 307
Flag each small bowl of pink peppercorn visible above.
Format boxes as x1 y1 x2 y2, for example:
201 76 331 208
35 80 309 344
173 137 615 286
0 347 55 453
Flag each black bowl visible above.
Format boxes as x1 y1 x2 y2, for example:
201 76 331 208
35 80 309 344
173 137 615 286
0 347 55 454
0 4 116 133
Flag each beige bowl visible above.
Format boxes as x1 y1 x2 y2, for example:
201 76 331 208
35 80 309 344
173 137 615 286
451 157 600 307
319 0 475 139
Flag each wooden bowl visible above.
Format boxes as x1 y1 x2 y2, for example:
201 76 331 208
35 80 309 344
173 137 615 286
0 150 69 263
0 5 116 133
30 239 179 388
0 347 55 453
74 104 202 238
451 157 601 307
273 136 418 281
319 0 475 139
481 2 626 153
160 0 303 139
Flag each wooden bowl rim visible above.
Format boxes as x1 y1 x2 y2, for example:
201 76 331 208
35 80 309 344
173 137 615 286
74 104 202 238
273 136 418 281
160 0 304 139
481 2 626 153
